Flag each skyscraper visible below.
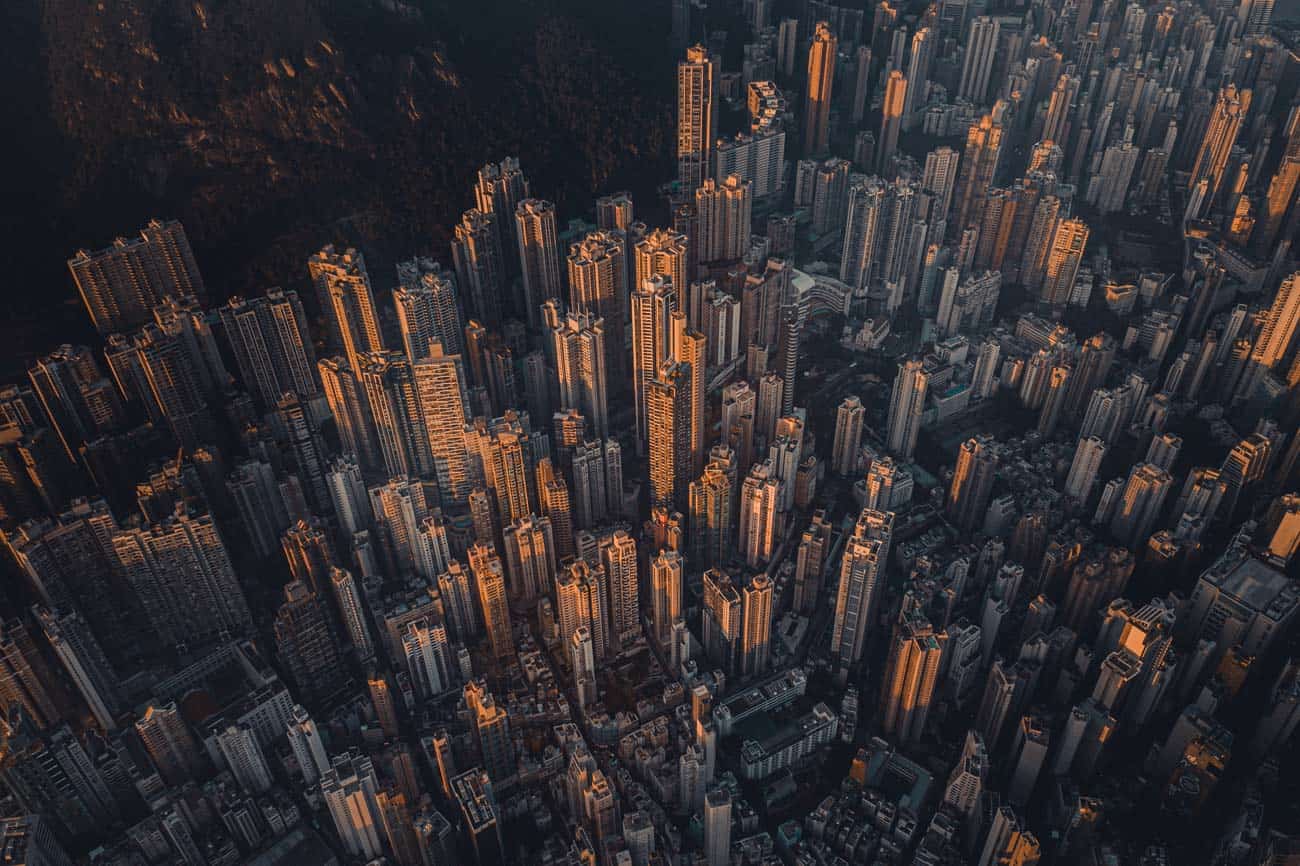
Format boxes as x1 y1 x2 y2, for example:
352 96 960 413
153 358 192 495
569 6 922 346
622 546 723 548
35 607 121 731
539 464 576 562
738 460 782 568
595 191 634 231
976 659 1033 748
673 313 708 474
403 618 451 698
368 475 432 575
651 550 683 645
469 543 512 661
451 209 506 327
502 514 556 603
1090 142 1141 214
721 380 757 471
465 414 536 524
634 228 689 318
135 702 204 785
715 126 787 200
1252 272 1300 369
1019 195 1063 292
689 459 733 570
309 246 383 372
413 343 473 505
216 723 274 794
793 511 833 614
882 617 948 744
832 395 865 476
1041 74 1078 145
678 45 717 192
923 146 961 224
777 17 799 77
515 199 563 328
832 508 893 678
878 70 907 170
694 176 753 264
557 560 611 659
901 27 933 131
1041 218 1090 306
671 0 691 51
774 301 795 416
646 503 682 555
474 157 530 266
0 618 64 729
321 753 384 860
1254 157 1299 252
1240 0 1274 33
106 323 219 449
274 579 349 707
1065 436 1106 502
755 372 784 449
1145 432 1182 473
570 439 616 528
26 345 123 462
624 812 655 866
394 258 463 359
2 718 120 839
600 529 639 649
647 361 693 511
4 501 122 644
1008 716 1050 806
803 22 837 154
811 156 852 236
151 293 229 392
702 568 743 675
360 351 433 480
950 113 1004 234
286 703 330 784
1109 463 1173 548
957 17 999 104
885 358 928 459
943 731 989 817
217 290 319 415
742 575 773 677
568 231 629 385
553 313 609 440
1038 364 1072 436
571 626 598 708
68 219 205 335
331 566 375 662
434 559 480 647
704 788 732 866
452 768 505 864
840 175 886 290
109 509 253 649
220 460 284 559
1189 85 1250 213
319 356 383 472
947 436 999 533
275 392 333 514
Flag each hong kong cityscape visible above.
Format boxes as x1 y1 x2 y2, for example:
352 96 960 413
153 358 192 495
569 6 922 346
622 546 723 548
2 0 1300 864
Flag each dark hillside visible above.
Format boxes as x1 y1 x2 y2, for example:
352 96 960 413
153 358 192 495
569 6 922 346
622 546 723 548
0 0 673 373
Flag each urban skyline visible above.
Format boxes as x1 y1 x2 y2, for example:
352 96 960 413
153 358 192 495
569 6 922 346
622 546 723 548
1 1 1300 865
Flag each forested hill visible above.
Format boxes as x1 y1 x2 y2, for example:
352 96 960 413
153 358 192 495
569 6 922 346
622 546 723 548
0 0 672 372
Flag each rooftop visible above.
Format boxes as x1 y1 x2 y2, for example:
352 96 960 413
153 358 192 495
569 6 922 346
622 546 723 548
717 667 806 719
246 828 338 866
743 703 836 760
1207 552 1298 616
452 770 499 832
862 741 934 811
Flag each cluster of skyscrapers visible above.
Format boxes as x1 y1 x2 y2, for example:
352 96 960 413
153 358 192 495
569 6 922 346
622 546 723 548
0 0 1299 864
